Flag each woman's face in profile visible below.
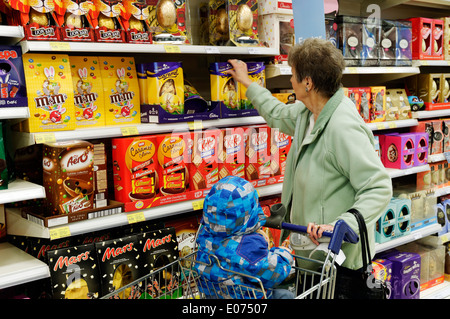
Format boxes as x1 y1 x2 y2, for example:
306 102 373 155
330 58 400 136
290 69 307 103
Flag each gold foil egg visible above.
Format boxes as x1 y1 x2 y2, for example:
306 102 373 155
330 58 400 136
98 16 115 29
216 7 228 35
236 4 253 32
156 0 177 28
30 10 48 26
65 13 82 28
129 16 144 31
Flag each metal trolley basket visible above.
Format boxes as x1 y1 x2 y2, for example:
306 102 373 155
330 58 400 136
101 204 359 300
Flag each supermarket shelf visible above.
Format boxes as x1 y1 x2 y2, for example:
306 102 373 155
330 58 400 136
386 164 431 179
266 64 420 78
0 25 24 45
0 242 49 289
14 116 267 144
367 119 418 131
412 59 450 67
421 281 450 299
0 107 29 120
20 40 278 56
6 182 283 240
378 0 450 10
375 222 443 253
413 109 450 119
0 179 45 205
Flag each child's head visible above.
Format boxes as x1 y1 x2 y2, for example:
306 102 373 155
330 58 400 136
201 176 265 237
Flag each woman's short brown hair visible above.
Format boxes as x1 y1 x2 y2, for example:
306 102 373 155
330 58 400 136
288 37 345 98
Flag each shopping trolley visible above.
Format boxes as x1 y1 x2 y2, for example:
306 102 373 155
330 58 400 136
101 204 359 300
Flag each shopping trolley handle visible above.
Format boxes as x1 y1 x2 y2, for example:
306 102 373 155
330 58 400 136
265 203 359 254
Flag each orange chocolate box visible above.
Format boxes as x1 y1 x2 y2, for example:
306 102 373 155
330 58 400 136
112 135 159 203
157 132 192 196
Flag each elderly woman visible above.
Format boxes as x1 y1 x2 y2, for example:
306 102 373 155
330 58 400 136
227 38 392 296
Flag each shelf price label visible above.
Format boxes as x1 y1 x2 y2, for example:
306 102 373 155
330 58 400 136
192 200 204 211
49 226 71 240
188 120 203 130
127 211 145 224
49 42 71 51
164 45 181 53
120 126 139 136
34 132 56 144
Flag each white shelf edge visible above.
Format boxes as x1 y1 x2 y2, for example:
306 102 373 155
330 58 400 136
0 107 29 120
0 242 50 289
0 26 24 45
386 164 430 179
421 281 450 299
20 40 278 56
375 223 442 253
0 179 45 205
367 119 418 131
24 116 266 143
414 109 450 119
266 64 420 78
412 59 450 67
6 182 283 239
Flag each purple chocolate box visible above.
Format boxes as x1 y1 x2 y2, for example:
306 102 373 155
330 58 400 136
0 45 27 108
386 252 421 299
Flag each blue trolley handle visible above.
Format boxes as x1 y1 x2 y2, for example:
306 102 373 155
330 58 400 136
265 203 359 255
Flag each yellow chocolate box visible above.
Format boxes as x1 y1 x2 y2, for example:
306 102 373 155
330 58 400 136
22 54 75 132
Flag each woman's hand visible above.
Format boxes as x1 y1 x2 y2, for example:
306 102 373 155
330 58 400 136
306 223 334 246
226 59 253 88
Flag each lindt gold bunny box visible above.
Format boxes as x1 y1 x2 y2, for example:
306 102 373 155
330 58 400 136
22 53 76 132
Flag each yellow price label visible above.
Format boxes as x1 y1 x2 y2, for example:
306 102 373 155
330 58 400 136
388 122 397 129
120 126 139 136
127 212 145 224
164 45 181 53
376 123 385 130
192 200 204 211
188 120 203 130
49 42 71 51
49 226 71 240
34 132 56 144
347 67 358 74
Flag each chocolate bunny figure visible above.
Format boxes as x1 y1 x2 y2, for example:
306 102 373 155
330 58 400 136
76 67 92 94
115 67 128 93
43 66 60 96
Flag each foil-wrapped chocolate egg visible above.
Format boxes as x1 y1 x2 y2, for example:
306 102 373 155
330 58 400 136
30 10 48 26
129 16 144 31
156 0 177 28
98 16 115 29
65 13 82 28
236 4 253 32
216 7 228 35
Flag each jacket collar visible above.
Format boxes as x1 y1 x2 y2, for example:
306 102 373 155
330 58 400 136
303 88 344 143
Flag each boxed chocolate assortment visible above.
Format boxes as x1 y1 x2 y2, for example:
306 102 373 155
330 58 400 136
58 0 96 42
137 227 181 299
47 243 101 299
95 234 144 299
138 62 219 123
0 46 27 108
43 140 95 215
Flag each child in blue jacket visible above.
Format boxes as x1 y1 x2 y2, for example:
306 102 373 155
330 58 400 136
194 176 294 299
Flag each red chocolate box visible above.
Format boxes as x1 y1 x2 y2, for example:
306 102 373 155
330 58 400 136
112 135 159 204
244 125 271 180
218 127 246 180
189 128 220 190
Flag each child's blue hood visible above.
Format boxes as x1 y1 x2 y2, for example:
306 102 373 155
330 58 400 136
201 176 266 237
